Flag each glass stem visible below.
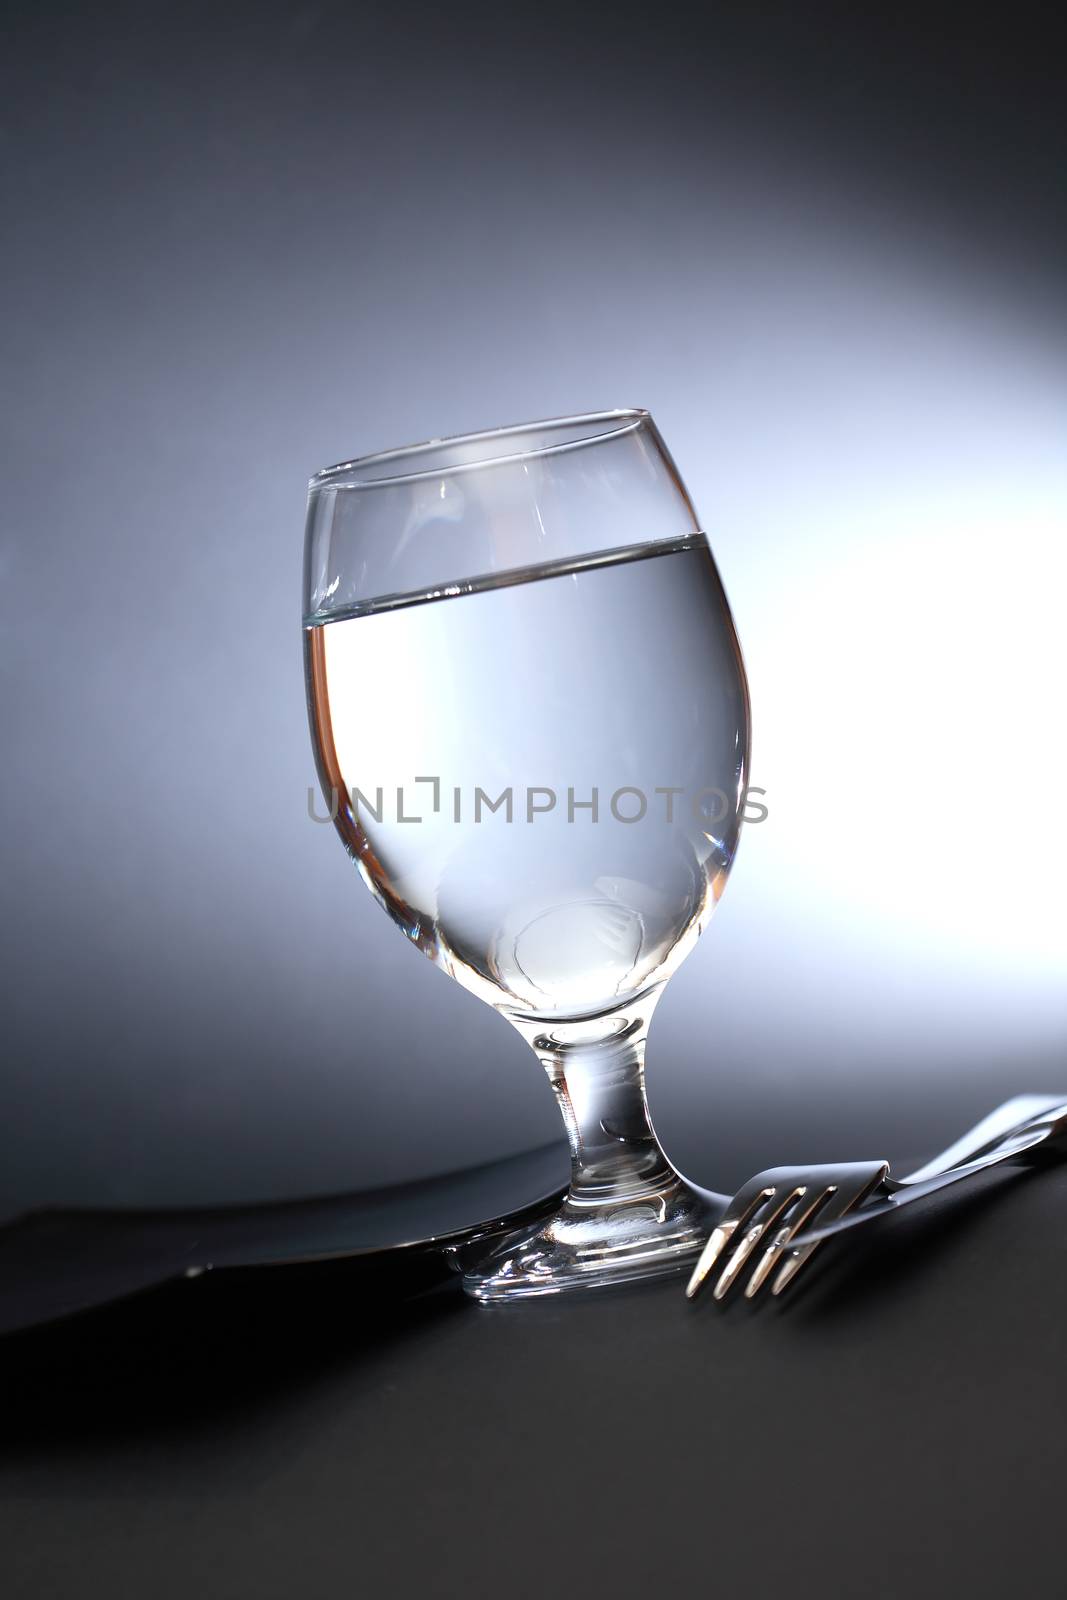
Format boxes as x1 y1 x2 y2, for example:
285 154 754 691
522 1005 683 1207
458 999 718 1298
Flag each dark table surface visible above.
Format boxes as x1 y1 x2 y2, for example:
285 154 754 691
3 1158 1065 1600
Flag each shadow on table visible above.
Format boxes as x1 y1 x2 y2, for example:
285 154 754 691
1 1249 466 1458
0 1141 573 1460
7 1159 1063 1463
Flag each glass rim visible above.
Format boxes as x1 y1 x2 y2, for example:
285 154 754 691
309 408 651 491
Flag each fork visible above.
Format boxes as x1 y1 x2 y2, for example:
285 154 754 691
686 1093 1067 1303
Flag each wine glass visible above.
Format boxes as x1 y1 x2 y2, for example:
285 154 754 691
303 410 750 1300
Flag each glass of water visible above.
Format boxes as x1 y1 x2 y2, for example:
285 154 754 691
303 410 750 1300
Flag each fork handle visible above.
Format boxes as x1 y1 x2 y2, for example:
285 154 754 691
900 1095 1067 1186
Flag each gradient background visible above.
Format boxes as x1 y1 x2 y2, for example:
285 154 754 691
3 0 1065 1221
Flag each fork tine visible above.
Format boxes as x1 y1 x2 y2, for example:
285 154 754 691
711 1185 808 1301
771 1166 887 1295
744 1186 836 1299
685 1185 775 1299
772 1236 830 1296
684 1221 740 1299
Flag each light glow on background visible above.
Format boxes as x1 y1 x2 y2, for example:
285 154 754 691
2 1 1065 1211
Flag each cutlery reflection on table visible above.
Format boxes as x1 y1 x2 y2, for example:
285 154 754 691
687 1094 1067 1305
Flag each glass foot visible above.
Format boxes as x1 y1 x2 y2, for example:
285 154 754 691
451 1174 721 1302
